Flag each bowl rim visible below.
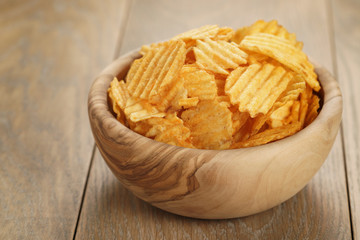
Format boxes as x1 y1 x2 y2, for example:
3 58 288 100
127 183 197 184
88 49 343 154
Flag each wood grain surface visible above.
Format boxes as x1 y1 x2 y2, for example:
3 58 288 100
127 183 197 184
331 0 360 238
0 0 127 239
1 0 358 239
77 0 352 239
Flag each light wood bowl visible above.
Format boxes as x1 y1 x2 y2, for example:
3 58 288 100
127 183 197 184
88 50 342 219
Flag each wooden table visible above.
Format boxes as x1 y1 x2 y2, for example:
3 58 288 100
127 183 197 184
0 0 359 239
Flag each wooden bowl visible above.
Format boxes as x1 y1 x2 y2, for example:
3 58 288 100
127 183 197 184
88 50 342 219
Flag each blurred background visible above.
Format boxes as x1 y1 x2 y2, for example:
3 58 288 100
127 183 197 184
0 0 359 239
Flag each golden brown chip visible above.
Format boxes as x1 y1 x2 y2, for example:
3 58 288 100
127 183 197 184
288 100 301 124
178 97 199 108
240 33 320 91
215 27 235 41
305 94 320 126
172 25 220 48
172 25 235 47
185 48 196 64
232 112 269 143
232 121 301 148
268 101 293 128
109 78 129 109
145 113 194 148
108 78 130 124
181 100 233 149
216 95 231 105
249 112 272 137
181 65 217 100
232 19 303 49
139 45 151 56
272 75 306 110
124 97 165 122
247 52 270 65
108 91 123 122
232 111 250 135
194 38 247 74
126 40 186 110
299 85 312 127
213 73 227 95
225 62 293 117
128 119 152 136
172 25 220 41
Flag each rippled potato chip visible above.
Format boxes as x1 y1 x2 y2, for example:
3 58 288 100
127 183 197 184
124 97 165 122
127 40 186 111
232 122 302 148
178 97 199 108
172 25 220 47
232 19 303 49
305 94 320 126
146 113 194 148
240 33 320 91
173 25 235 48
225 62 293 117
181 65 217 100
181 100 233 149
108 20 321 149
108 77 130 124
194 38 248 74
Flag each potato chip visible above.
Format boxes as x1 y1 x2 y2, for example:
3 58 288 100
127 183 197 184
126 40 186 110
232 122 301 148
213 73 227 95
185 48 196 64
289 100 301 123
181 100 233 149
232 20 303 49
108 78 129 109
249 112 272 137
139 45 151 56
126 59 142 85
305 94 320 126
124 97 165 122
194 38 247 74
247 69 293 117
225 62 293 117
172 25 235 48
145 113 194 148
172 25 220 41
215 27 235 41
299 85 312 126
240 33 320 91
232 110 249 135
247 52 270 65
178 97 199 108
268 100 293 128
181 65 217 100
108 77 130 123
216 95 231 105
128 119 152 136
215 78 226 95
232 112 268 143
272 75 306 110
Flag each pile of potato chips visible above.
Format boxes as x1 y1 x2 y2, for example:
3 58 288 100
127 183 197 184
108 20 321 149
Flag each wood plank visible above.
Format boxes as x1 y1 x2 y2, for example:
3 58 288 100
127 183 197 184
331 0 360 238
0 1 127 239
77 0 352 238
